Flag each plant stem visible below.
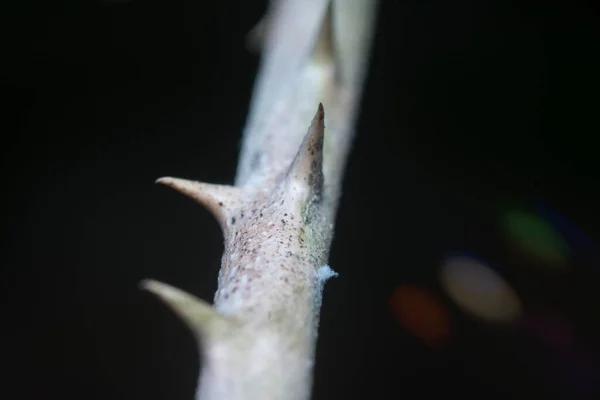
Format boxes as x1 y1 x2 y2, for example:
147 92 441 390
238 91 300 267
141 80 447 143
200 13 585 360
141 1 377 399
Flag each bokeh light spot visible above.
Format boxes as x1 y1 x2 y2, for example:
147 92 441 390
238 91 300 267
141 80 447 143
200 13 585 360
536 202 599 263
440 255 523 324
389 284 452 347
501 209 570 268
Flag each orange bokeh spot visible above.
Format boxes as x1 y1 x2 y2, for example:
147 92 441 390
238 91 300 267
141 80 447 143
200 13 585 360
389 285 452 347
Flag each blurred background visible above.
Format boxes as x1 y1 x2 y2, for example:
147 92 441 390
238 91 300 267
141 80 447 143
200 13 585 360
1 0 599 399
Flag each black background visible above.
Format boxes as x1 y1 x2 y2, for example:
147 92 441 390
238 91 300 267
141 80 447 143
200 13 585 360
2 0 599 399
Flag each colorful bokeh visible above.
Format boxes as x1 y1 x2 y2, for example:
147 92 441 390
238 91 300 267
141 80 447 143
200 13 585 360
388 196 599 397
500 207 570 269
439 255 523 324
536 202 599 264
389 284 452 347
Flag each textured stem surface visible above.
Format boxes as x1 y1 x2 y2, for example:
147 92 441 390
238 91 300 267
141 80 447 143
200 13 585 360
142 1 377 399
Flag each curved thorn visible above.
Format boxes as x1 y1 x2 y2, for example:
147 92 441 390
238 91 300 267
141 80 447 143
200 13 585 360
246 16 269 53
156 177 243 230
140 279 229 341
311 0 336 67
286 103 325 201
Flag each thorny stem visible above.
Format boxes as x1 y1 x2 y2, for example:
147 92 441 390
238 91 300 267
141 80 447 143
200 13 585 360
140 1 378 399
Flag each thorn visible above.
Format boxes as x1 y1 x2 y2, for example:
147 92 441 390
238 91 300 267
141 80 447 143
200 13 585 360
245 0 278 53
156 177 243 230
286 104 325 200
246 15 270 54
311 0 336 66
140 279 230 341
